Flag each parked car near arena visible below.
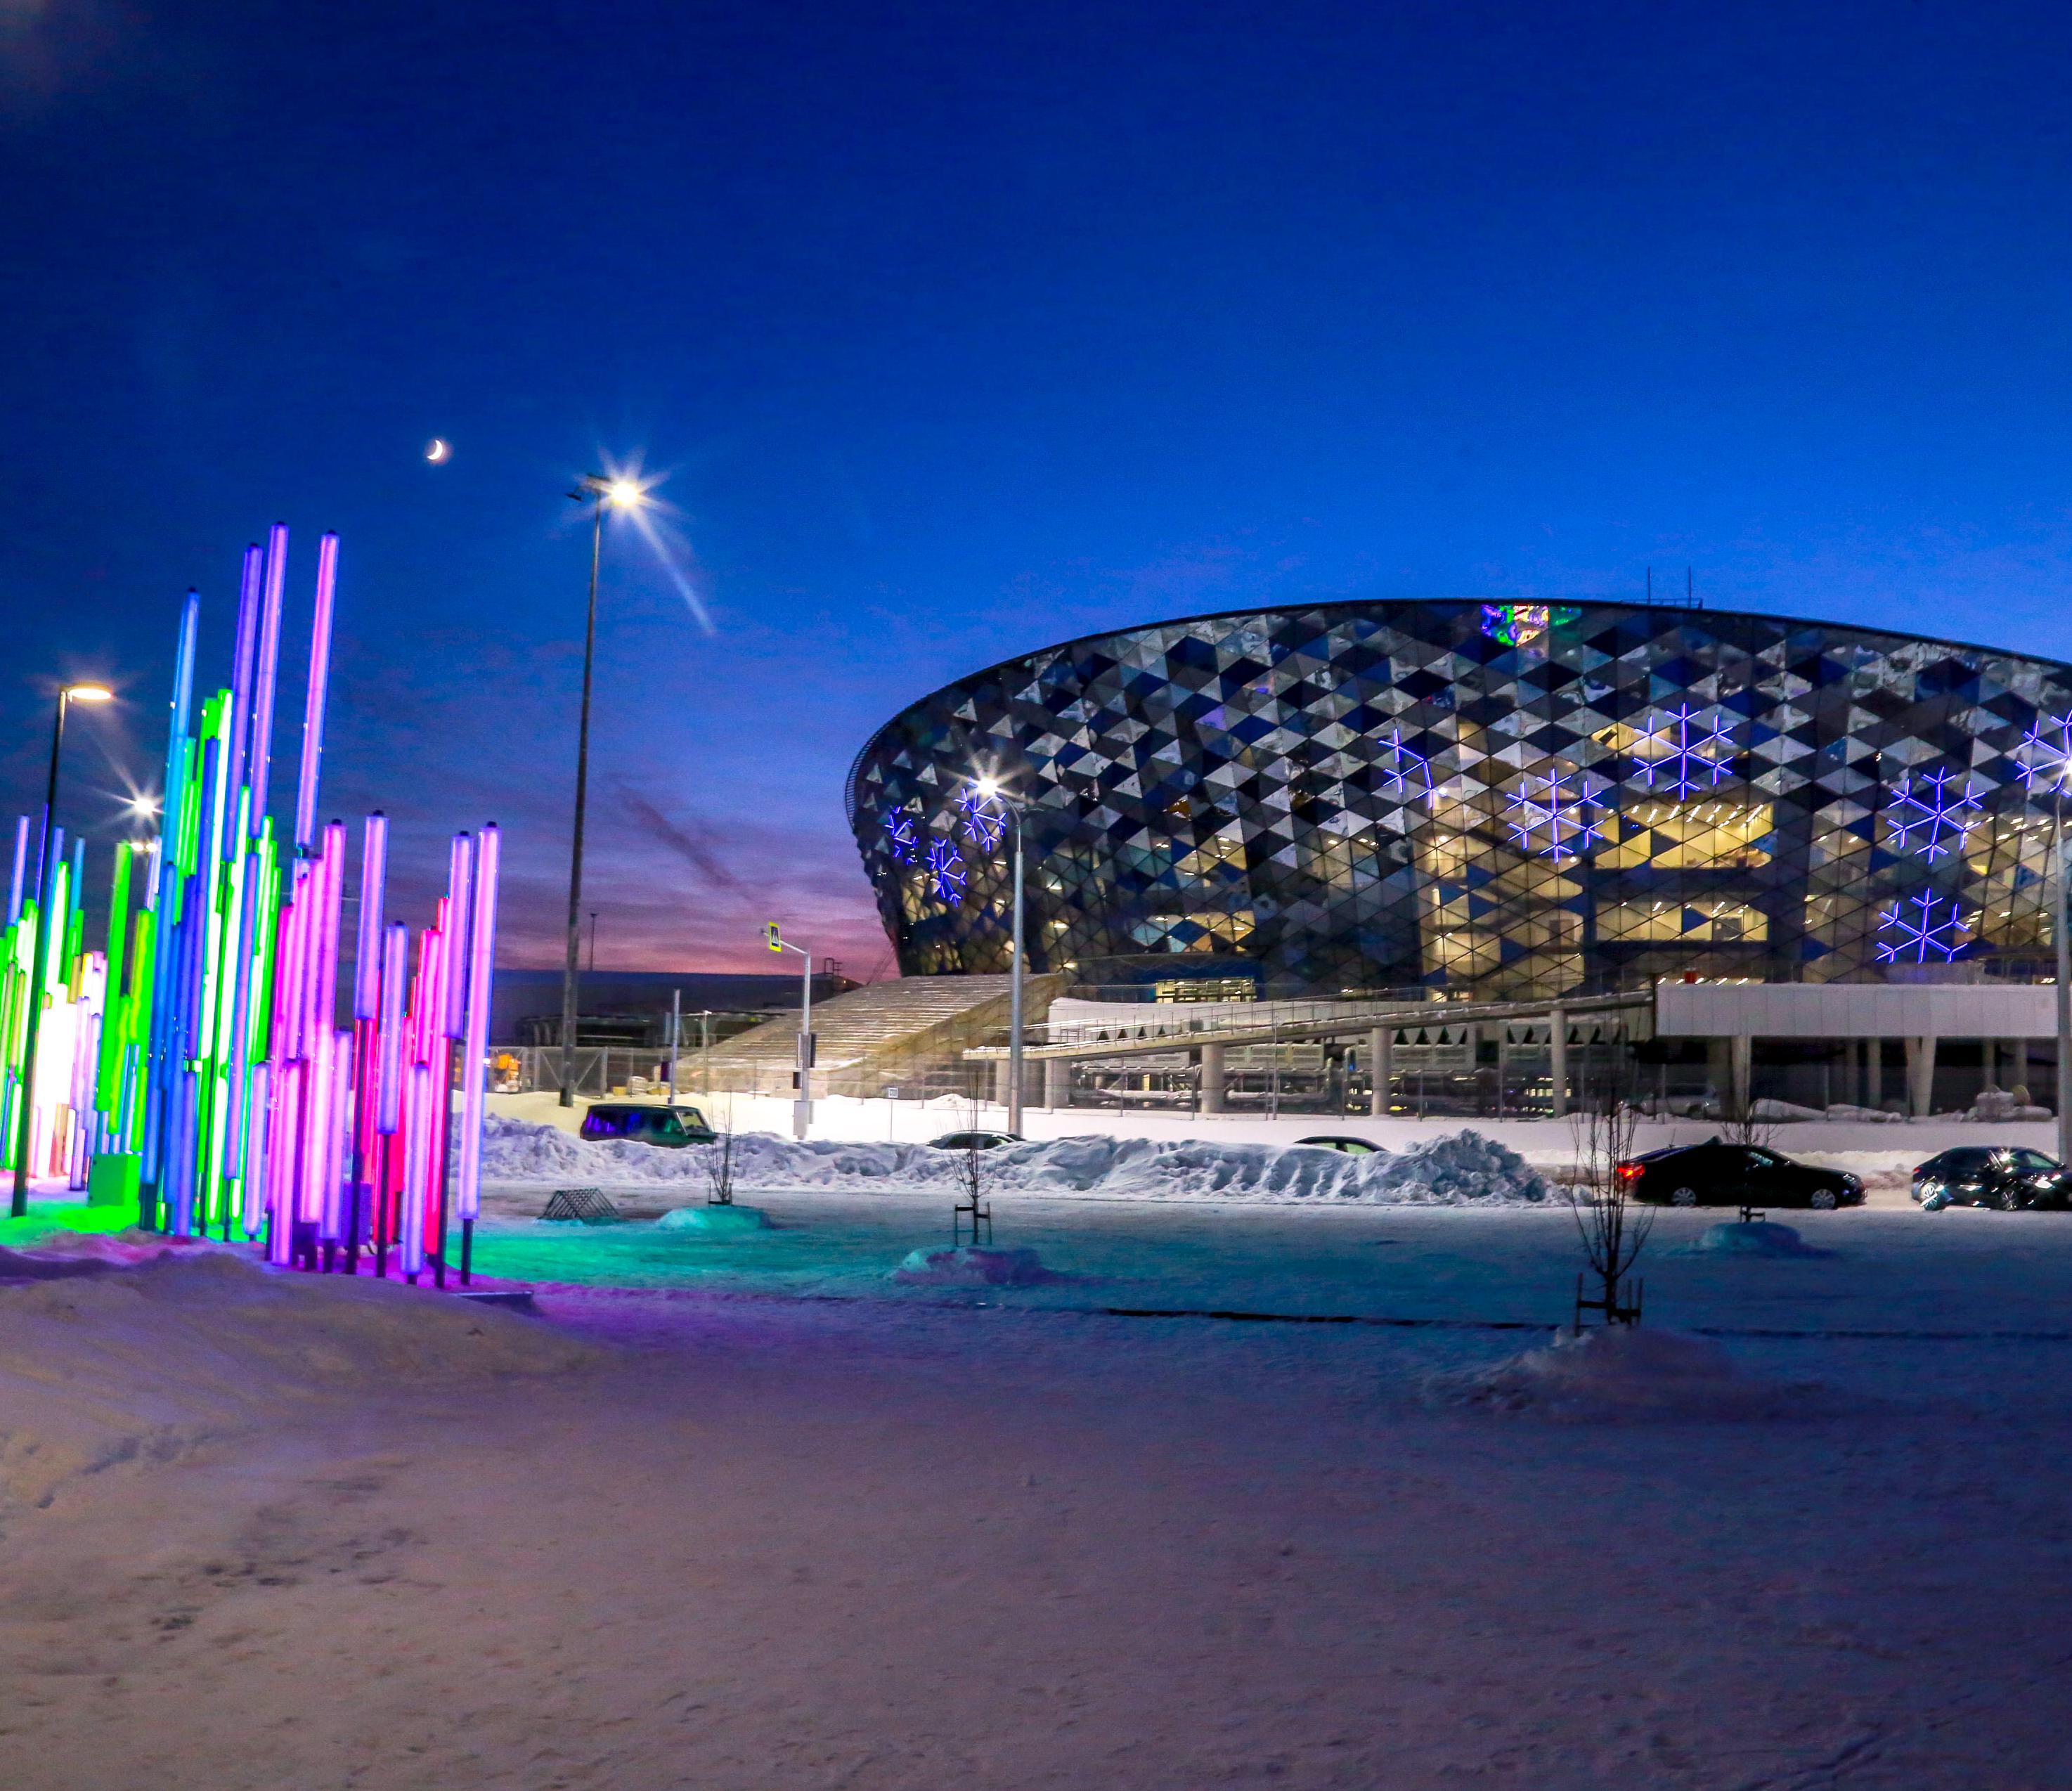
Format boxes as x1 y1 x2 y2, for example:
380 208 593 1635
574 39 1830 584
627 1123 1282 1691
927 1130 1023 1151
1615 1139 1864 1209
1295 1136 1383 1156
579 1103 717 1147
1912 1146 2071 1211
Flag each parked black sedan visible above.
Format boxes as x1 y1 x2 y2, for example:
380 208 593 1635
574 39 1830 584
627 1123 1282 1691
1912 1146 2070 1211
1616 1138 1864 1209
927 1130 1024 1151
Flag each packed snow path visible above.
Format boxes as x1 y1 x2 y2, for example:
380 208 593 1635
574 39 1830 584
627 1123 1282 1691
4 1213 2072 1787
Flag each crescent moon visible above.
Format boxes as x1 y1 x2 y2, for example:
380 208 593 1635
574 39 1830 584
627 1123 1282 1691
426 438 451 463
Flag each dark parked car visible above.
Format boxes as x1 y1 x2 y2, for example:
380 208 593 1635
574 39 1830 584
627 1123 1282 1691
1295 1135 1383 1156
1912 1146 2070 1211
927 1130 1023 1151
1616 1138 1864 1209
579 1103 717 1146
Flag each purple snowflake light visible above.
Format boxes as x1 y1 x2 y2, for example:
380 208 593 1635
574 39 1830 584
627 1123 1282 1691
2017 713 2072 798
926 837 967 905
1886 768 1982 860
1633 705 1737 798
1505 772 1607 858
1874 892 1974 964
1379 728 1432 801
956 786 1008 851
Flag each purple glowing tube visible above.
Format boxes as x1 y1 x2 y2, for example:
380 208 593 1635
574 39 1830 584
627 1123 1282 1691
241 1061 270 1238
400 1061 432 1279
293 533 339 853
354 814 388 1021
7 815 25 926
248 524 288 836
456 824 501 1223
443 832 473 1040
224 544 262 834
377 922 407 1134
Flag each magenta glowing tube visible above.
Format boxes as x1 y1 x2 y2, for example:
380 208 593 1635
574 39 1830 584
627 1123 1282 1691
293 533 339 853
323 1027 351 1241
268 1060 299 1265
248 524 288 836
400 1061 432 1278
456 824 500 1222
242 1061 270 1238
443 833 473 1039
377 922 408 1134
302 1021 333 1226
354 813 388 1021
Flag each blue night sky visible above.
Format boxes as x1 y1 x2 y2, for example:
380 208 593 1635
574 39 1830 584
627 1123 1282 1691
4 1 2071 976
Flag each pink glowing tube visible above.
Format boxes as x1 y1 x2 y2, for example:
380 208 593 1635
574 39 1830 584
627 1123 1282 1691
377 922 408 1134
268 1060 300 1265
242 1061 270 1238
323 1027 351 1242
401 1061 432 1279
311 822 346 1045
293 533 339 853
456 824 500 1222
443 833 473 1039
354 813 388 1021
302 1021 334 1226
248 524 288 836
8 813 26 925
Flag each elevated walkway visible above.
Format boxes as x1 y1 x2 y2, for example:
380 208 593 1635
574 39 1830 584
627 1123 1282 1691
683 972 1073 1099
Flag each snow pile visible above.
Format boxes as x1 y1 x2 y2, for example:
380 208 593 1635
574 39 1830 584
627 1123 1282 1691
0 1250 597 1525
656 1204 772 1234
479 1114 1553 1205
892 1246 1061 1288
1820 1102 1908 1123
1435 1326 1815 1421
1681 1220 1834 1259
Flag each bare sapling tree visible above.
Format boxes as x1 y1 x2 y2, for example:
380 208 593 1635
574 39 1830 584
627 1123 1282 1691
953 1089 993 1246
700 1096 739 1207
1567 1056 1650 1328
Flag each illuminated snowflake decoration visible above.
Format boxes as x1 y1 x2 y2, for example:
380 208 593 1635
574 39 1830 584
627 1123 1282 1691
1505 772 1607 858
956 786 1008 851
884 813 919 865
926 838 966 905
1378 728 1433 801
1886 768 1982 860
1874 892 1974 964
2017 713 2072 796
1632 705 1737 798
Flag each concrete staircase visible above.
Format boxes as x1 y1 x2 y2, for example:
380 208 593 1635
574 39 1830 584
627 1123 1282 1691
682 973 1071 1099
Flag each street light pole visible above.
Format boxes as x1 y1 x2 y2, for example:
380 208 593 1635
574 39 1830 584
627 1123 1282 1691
558 474 646 1108
1007 802 1025 1134
767 924 815 1139
13 684 111 1217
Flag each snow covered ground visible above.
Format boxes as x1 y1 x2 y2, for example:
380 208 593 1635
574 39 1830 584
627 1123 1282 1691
5 1184 2072 1786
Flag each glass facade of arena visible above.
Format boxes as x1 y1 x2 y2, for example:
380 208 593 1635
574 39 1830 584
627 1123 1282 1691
845 600 2072 997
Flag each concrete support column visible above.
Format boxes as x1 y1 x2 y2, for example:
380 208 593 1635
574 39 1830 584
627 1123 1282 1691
992 1057 1011 1108
1044 1056 1068 1111
2001 1037 2026 1092
1865 1039 1883 1110
1730 1034 1754 1120
1707 1038 1731 1115
1548 1008 1568 1118
1906 1035 1938 1118
1199 1042 1226 1115
1368 1027 1392 1118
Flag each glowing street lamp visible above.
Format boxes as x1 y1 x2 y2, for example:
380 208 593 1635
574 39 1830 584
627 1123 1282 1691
966 774 1028 1134
12 683 112 1216
557 472 647 1108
